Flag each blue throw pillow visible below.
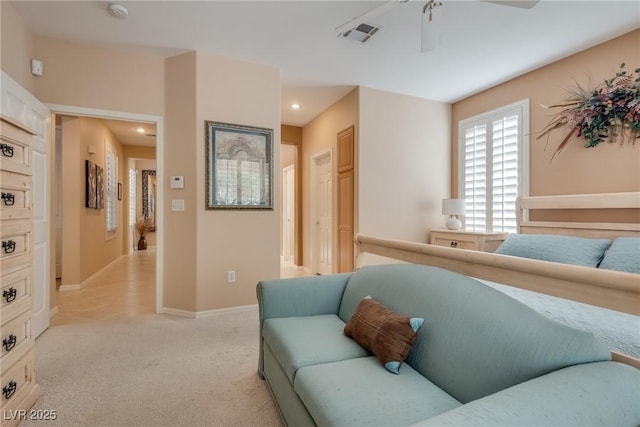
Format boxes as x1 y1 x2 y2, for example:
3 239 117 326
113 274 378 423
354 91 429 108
495 234 611 267
598 237 640 274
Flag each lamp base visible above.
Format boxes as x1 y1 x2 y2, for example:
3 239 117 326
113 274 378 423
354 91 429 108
446 215 462 230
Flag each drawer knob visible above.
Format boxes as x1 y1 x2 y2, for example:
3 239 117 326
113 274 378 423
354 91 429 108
450 241 458 248
0 143 14 158
2 240 16 254
1 192 15 206
3 287 17 303
2 380 16 400
2 334 16 352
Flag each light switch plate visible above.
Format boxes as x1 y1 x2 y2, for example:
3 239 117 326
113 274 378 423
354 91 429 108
171 199 185 211
31 59 43 76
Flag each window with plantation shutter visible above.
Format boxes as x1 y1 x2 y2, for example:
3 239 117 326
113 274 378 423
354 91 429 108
129 168 136 227
458 100 529 233
106 151 118 232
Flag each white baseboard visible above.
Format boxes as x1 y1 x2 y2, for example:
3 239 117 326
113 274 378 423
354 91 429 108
59 255 123 292
162 304 258 319
49 306 59 318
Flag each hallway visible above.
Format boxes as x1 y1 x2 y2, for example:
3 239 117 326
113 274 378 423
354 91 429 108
51 250 313 326
51 249 156 326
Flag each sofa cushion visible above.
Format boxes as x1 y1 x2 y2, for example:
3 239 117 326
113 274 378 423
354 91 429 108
495 234 611 267
344 296 424 374
598 237 640 273
410 362 640 427
294 356 461 427
262 314 369 384
338 264 612 404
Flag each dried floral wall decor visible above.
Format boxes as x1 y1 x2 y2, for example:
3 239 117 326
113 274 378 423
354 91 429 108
538 63 639 159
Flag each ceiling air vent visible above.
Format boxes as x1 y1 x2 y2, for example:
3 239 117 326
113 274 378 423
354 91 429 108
340 23 380 44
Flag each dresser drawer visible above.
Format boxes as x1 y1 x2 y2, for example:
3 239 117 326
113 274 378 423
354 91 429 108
0 221 31 265
0 171 31 221
0 267 32 325
0 121 31 176
0 349 34 412
0 312 31 371
432 237 477 250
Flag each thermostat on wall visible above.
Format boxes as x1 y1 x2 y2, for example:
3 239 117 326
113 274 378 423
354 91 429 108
170 176 184 189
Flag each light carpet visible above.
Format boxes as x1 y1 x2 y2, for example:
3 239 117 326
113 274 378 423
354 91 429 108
21 308 283 427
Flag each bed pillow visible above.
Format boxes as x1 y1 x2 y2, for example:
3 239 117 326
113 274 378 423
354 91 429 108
495 234 611 267
598 237 640 274
344 296 424 374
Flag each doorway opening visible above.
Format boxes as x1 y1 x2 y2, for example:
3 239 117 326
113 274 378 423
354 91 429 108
49 104 164 323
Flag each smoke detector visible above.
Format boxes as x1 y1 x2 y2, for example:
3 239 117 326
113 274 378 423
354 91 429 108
107 3 128 19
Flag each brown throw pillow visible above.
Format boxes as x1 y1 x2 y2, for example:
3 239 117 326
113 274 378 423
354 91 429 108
344 297 424 374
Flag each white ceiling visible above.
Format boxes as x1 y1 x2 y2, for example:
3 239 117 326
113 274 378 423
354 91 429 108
102 119 157 147
11 1 640 126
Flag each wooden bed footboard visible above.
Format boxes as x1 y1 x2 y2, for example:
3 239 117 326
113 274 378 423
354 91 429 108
355 234 640 316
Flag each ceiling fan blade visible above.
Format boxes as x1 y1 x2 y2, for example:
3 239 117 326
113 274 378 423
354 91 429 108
421 2 444 52
482 0 539 9
335 1 405 36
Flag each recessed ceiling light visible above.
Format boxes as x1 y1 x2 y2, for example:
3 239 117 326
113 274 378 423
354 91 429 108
136 127 145 134
107 3 128 19
291 103 301 110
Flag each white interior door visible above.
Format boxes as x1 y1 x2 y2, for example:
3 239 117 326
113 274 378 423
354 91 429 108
313 153 332 275
282 165 295 262
32 115 51 337
55 125 62 278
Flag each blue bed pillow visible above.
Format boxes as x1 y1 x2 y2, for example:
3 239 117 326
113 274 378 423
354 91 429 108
598 237 640 274
495 234 611 267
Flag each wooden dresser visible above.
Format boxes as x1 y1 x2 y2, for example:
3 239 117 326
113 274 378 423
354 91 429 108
0 117 39 426
430 229 509 253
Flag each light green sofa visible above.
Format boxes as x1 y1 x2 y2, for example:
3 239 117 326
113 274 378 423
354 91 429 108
257 264 640 427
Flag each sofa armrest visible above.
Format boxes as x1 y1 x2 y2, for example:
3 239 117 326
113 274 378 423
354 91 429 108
257 273 352 320
257 273 352 377
411 361 640 427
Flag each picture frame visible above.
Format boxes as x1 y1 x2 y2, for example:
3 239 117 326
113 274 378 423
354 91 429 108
205 121 273 210
85 160 97 208
96 165 104 209
118 182 123 201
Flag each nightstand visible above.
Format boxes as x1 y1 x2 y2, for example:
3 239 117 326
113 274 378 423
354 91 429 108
430 229 509 253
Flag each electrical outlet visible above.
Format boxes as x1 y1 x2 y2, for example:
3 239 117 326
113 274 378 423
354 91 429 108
227 271 236 283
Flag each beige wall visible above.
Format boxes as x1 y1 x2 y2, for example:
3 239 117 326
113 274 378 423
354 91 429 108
359 87 451 244
282 124 302 144
60 117 125 285
452 29 640 200
33 36 165 116
164 52 198 312
194 51 281 312
0 1 35 94
281 144 296 169
301 88 359 269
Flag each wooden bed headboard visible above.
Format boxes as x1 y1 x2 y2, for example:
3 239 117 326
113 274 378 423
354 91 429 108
517 192 640 239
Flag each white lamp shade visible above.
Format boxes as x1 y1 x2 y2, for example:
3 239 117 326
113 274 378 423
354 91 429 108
442 199 465 216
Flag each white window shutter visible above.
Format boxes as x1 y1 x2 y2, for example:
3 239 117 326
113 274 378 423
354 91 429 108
458 100 529 233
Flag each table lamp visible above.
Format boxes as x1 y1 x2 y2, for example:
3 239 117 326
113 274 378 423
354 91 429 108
442 198 465 230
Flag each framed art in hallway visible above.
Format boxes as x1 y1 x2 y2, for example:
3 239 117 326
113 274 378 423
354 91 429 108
85 160 97 208
205 121 273 210
96 165 104 209
118 182 122 201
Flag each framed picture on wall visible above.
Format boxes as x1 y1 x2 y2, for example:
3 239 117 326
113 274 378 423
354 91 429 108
85 160 97 208
205 121 273 210
118 182 122 201
96 165 104 209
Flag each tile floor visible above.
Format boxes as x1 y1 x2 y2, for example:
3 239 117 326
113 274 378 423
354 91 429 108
51 250 313 326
